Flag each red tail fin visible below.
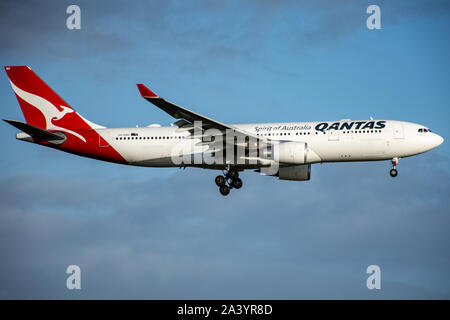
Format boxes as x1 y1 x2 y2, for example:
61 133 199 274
4 66 105 143
4 66 77 129
4 66 127 164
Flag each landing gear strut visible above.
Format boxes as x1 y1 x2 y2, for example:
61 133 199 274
390 157 399 177
215 168 243 196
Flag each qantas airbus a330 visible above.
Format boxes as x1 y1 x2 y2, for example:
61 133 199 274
4 66 444 196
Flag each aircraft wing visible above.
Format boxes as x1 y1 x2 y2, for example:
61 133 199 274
136 84 263 146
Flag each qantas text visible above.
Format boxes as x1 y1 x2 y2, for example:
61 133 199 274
315 120 386 132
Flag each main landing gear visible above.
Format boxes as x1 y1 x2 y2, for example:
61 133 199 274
215 168 243 196
390 157 399 177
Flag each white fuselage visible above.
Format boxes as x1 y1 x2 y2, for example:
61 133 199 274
96 119 444 168
6 66 445 196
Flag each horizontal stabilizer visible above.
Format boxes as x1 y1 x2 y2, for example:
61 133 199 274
4 119 66 143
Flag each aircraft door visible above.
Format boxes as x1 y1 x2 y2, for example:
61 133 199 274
99 131 110 147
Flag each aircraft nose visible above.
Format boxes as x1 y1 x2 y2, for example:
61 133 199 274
437 134 444 146
432 133 444 148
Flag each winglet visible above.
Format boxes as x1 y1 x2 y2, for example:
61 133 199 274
137 84 158 98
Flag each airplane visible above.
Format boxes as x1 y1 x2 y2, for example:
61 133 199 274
3 66 444 196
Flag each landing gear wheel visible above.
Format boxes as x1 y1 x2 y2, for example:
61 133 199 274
227 169 239 179
390 168 398 177
231 178 243 189
390 157 399 178
215 175 226 187
219 185 230 196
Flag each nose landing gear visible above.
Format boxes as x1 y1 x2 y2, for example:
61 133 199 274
215 168 243 196
390 157 399 177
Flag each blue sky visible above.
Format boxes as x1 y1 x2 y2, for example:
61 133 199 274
0 0 449 299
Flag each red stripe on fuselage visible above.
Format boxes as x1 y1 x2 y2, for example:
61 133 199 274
40 129 128 164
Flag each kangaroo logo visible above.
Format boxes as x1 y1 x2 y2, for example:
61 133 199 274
9 81 87 142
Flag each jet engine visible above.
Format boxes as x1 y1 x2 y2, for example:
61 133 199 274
276 141 307 164
278 164 311 181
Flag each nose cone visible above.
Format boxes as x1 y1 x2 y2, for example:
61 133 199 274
437 134 444 146
431 133 444 149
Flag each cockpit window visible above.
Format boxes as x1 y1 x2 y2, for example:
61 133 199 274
418 128 431 133
418 128 423 132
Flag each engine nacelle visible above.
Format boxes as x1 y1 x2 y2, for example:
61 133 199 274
275 141 307 164
278 164 311 181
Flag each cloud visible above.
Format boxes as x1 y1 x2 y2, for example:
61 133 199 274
1 0 448 77
2 0 449 58
0 152 449 299
0 0 449 299
0 0 131 59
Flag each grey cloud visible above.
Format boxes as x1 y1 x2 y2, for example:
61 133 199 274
0 152 449 299
0 0 131 58
2 0 448 78
2 0 449 59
